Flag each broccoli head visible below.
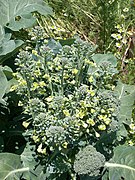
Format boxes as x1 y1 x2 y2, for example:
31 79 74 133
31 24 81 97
74 145 105 179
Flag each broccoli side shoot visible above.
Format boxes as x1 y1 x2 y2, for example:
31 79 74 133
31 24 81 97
74 145 105 179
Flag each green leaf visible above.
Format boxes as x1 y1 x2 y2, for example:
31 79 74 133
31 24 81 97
7 14 36 31
0 66 8 104
105 145 135 180
21 143 37 169
2 65 13 80
0 0 53 31
48 39 62 54
0 38 23 64
0 25 5 41
0 153 29 180
21 143 38 180
115 81 135 125
0 38 23 56
92 53 117 67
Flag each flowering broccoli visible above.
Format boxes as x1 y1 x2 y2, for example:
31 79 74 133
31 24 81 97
74 145 105 179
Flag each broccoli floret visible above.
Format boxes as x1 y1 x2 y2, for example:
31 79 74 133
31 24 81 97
74 145 105 179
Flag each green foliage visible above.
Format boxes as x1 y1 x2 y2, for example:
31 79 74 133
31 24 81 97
0 143 41 180
115 81 135 125
0 65 15 104
0 0 52 31
43 0 134 52
0 153 29 180
11 30 134 178
0 0 53 64
104 145 135 180
74 145 105 179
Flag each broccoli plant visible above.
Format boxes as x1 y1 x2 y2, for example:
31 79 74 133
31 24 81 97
10 26 135 179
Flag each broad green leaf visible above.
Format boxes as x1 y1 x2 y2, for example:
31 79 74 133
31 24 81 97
21 143 37 169
21 143 38 180
0 66 8 104
0 66 15 104
0 153 29 180
48 39 62 54
105 145 135 180
2 65 13 80
59 38 75 46
115 81 135 125
0 39 23 64
0 0 53 31
0 25 5 41
0 39 23 56
92 53 117 67
7 14 36 31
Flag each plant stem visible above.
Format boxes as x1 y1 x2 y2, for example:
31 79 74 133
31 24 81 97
4 167 29 180
105 162 135 171
61 66 64 95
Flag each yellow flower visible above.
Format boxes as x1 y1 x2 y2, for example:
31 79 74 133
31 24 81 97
129 129 135 134
70 80 76 84
39 81 46 87
12 72 18 77
85 59 91 64
115 24 121 29
123 8 129 12
22 121 30 128
64 73 69 79
80 100 87 107
129 123 135 130
88 76 93 83
43 74 50 79
56 66 62 70
32 135 40 143
46 96 53 102
101 109 106 113
37 143 43 153
10 85 18 91
86 118 95 126
98 124 106 130
109 108 114 112
36 60 41 67
81 121 88 128
98 115 103 120
104 118 111 125
18 101 23 106
32 82 39 90
117 34 122 40
76 109 86 119
62 142 68 148
32 50 38 56
91 109 95 113
18 79 27 86
111 33 117 39
95 131 100 138
116 43 121 48
63 110 70 117
87 89 95 96
121 14 125 19
128 140 134 146
34 69 41 77
50 146 54 151
72 68 78 75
